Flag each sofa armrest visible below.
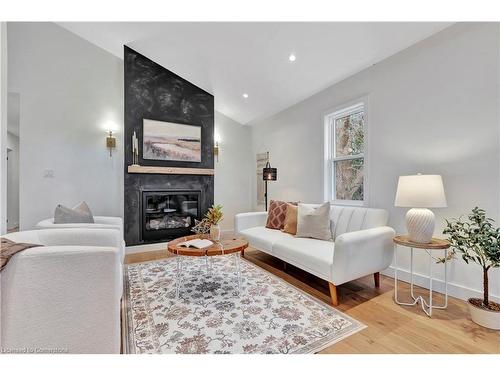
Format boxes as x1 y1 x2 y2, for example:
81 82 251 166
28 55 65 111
234 212 268 234
331 226 395 285
0 245 122 353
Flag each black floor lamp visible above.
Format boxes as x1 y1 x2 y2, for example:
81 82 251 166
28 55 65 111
263 152 277 211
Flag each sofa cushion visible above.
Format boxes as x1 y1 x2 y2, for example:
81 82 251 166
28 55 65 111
266 200 298 230
296 202 332 240
272 237 334 280
54 201 94 224
300 204 389 239
239 226 293 253
282 203 298 235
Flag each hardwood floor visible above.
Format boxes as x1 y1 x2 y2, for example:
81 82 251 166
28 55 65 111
125 247 500 354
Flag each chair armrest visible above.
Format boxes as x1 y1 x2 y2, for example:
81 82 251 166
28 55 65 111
37 220 121 232
331 226 395 285
5 229 124 264
235 212 268 233
0 245 122 353
93 216 124 238
6 228 122 249
93 216 123 227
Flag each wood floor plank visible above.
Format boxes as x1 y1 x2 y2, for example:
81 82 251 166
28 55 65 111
124 246 500 354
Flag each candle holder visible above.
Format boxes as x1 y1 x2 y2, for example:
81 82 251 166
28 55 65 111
131 131 140 166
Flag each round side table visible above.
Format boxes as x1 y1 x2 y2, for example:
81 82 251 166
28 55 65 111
393 235 451 317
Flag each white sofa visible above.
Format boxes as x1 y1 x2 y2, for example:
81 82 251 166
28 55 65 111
36 216 125 262
1 228 123 354
235 204 395 305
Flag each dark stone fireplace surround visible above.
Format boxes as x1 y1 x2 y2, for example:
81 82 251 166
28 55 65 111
124 46 214 246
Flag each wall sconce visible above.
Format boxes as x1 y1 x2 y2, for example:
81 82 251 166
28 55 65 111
106 130 116 157
214 133 221 162
214 141 220 162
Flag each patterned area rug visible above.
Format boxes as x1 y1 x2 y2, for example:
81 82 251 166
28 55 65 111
123 256 365 354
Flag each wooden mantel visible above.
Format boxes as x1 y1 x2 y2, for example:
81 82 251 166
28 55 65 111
127 165 215 176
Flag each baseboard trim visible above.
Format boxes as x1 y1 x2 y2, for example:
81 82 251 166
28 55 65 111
125 241 169 255
382 266 499 304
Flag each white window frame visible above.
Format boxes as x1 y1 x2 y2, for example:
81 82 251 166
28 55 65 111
323 98 369 206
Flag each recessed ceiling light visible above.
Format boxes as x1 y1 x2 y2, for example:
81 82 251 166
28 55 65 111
243 93 249 98
288 54 296 62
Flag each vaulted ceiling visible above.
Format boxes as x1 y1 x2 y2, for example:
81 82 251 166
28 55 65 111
58 22 451 124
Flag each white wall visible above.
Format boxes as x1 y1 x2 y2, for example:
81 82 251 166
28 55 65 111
6 131 19 229
214 111 253 231
250 23 500 303
8 22 124 230
0 23 7 235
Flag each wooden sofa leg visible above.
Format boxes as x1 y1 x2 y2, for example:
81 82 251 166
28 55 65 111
328 282 339 306
374 272 380 288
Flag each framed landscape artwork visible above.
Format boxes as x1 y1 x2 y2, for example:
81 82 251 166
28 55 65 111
143 119 202 162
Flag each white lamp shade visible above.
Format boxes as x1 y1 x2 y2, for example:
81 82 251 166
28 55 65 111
394 174 447 208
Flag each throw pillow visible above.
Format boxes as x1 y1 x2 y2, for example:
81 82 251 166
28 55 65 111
296 202 332 240
1 238 42 271
266 200 297 230
282 203 298 235
54 201 95 224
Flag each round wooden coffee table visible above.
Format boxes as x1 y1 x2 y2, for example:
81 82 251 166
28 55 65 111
167 234 249 298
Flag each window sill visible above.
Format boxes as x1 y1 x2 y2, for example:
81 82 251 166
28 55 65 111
329 200 366 207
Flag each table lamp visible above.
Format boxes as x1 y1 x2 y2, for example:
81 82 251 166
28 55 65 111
263 152 277 211
394 174 447 243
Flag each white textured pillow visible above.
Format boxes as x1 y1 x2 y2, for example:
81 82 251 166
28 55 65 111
296 202 332 240
54 201 95 224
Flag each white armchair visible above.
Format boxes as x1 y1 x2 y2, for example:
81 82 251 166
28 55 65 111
36 216 125 261
1 228 123 354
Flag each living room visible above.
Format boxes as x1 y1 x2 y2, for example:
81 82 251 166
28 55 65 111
1 0 499 371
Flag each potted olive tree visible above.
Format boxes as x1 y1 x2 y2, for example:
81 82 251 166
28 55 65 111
443 207 500 329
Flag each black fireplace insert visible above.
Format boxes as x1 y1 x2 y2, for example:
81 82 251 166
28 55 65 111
141 189 201 242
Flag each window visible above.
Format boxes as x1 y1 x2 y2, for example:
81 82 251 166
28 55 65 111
324 102 366 205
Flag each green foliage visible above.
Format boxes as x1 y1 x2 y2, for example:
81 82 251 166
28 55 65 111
204 204 224 225
443 207 500 268
334 111 364 201
443 207 500 306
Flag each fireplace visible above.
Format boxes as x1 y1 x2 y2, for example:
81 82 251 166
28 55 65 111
141 189 201 242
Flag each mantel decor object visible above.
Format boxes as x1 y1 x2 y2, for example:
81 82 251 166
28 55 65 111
394 174 447 244
131 131 139 166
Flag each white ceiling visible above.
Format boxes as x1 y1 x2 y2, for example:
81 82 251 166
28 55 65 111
58 22 451 125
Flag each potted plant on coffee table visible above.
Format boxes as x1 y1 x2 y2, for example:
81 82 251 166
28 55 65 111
205 204 224 241
443 207 500 330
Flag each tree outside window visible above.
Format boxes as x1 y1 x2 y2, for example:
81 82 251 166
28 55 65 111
326 103 365 203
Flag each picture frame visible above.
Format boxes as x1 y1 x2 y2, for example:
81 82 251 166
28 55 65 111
142 119 202 162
